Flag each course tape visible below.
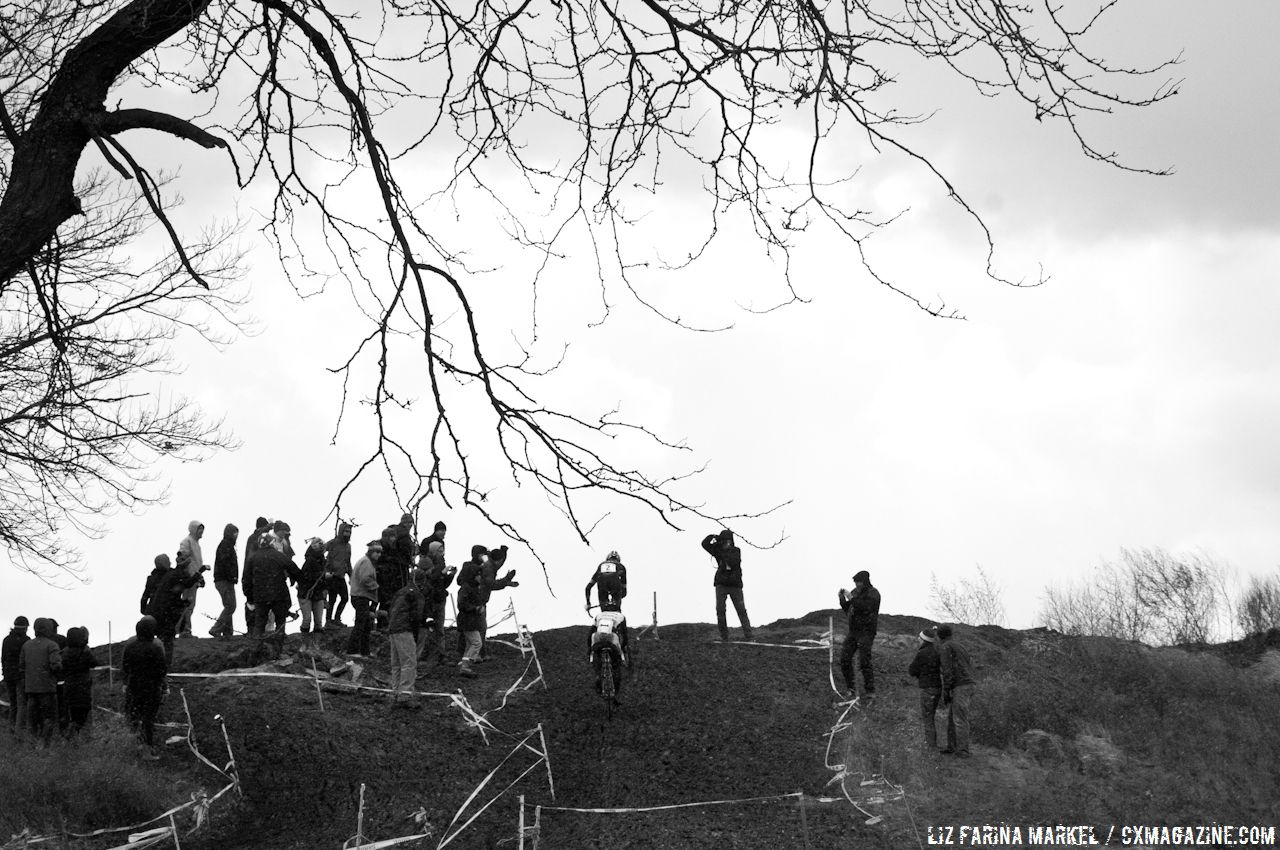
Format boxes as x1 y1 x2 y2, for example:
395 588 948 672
436 725 553 850
539 792 804 814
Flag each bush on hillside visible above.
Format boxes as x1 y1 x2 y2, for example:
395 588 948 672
0 714 189 837
1235 572 1280 636
929 564 1006 626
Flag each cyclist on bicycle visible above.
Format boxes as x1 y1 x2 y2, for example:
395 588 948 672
585 550 629 663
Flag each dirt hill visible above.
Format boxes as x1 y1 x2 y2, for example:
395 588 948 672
5 613 1280 849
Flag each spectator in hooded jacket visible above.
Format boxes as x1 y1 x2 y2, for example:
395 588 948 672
122 616 167 759
140 555 169 615
148 554 205 667
2 616 30 734
20 618 62 744
297 537 328 641
377 513 417 613
208 523 239 638
907 627 943 750
456 545 518 659
324 522 354 628
346 540 382 657
61 626 98 733
388 568 428 705
175 520 206 637
701 529 753 642
838 570 881 700
245 531 301 641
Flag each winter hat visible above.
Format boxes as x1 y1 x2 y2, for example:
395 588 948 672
255 516 269 529
366 539 384 550
154 553 170 569
852 570 870 584
67 626 89 648
936 624 954 640
427 541 444 555
273 520 292 535
433 521 447 532
918 628 937 643
400 512 415 526
13 616 28 628
339 522 353 533
306 537 324 550
470 544 489 559
136 616 158 641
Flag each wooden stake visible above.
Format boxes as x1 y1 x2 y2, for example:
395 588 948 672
797 790 813 850
311 658 325 712
652 592 659 641
517 794 525 850
108 621 114 690
170 813 182 850
356 782 366 849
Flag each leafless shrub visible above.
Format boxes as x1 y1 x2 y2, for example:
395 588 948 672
1235 572 1280 636
1039 547 1230 645
930 564 1006 626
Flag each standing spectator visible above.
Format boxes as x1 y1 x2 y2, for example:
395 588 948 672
419 521 447 565
346 540 382 658
175 520 205 638
387 568 428 705
456 545 518 660
243 517 271 632
324 522 354 628
938 624 976 758
838 570 881 701
2 616 30 734
297 537 328 645
209 523 240 639
417 539 455 665
140 555 169 615
378 512 417 615
701 529 753 642
272 519 295 558
61 626 98 733
147 553 204 667
121 616 167 760
246 531 301 643
20 618 61 744
907 627 943 751
455 568 486 678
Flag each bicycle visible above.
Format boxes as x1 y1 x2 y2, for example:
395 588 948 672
587 605 627 719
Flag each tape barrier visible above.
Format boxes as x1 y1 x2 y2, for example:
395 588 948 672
539 791 807 814
436 726 553 850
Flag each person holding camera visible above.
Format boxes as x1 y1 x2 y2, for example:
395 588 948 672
146 552 207 666
701 529 753 642
837 570 880 701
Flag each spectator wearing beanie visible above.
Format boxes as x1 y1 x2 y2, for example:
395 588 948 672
2 616 30 733
61 626 99 733
907 627 943 750
838 569 881 701
209 523 240 639
324 522 355 628
346 539 382 657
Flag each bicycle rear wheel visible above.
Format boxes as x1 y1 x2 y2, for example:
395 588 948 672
600 651 615 719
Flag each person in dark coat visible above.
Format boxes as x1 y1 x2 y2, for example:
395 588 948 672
209 523 240 638
907 627 943 750
148 552 205 667
938 624 976 758
121 616 167 758
324 522 354 628
701 529 753 642
20 617 62 744
387 568 428 704
297 537 328 641
377 513 417 613
455 545 518 659
61 626 98 733
243 517 271 631
838 570 881 700
417 536 455 665
245 531 302 641
2 616 30 734
455 569 487 678
140 555 169 615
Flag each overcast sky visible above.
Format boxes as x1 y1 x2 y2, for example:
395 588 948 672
7 0 1280 645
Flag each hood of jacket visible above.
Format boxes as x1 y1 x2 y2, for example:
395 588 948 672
718 530 736 549
136 616 158 641
223 523 239 541
66 626 89 648
32 617 54 639
188 519 204 536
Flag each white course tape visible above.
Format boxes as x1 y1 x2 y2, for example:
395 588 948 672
540 792 804 814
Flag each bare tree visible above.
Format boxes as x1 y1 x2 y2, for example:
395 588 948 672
1235 571 1280 636
929 564 1005 626
0 170 242 577
1039 548 1229 645
0 1 1180 576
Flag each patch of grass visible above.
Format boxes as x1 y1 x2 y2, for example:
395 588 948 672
0 714 191 839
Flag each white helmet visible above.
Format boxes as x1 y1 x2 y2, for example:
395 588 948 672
606 550 621 563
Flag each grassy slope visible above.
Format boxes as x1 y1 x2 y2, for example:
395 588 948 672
5 616 1279 849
